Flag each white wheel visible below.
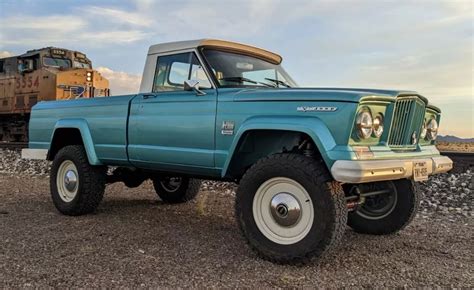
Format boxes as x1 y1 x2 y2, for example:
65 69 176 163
152 177 201 203
355 182 398 220
51 145 106 216
56 160 79 202
252 177 314 245
236 154 347 264
348 179 420 234
159 177 183 193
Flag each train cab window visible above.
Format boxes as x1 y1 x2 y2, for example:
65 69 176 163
18 55 39 73
0 60 4 73
18 59 34 73
73 61 91 69
43 57 71 69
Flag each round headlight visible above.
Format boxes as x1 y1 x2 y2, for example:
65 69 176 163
356 110 373 139
86 72 92 77
373 115 384 138
426 118 438 140
86 76 92 82
420 122 427 140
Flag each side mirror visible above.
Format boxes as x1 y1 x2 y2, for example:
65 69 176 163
184 80 206 96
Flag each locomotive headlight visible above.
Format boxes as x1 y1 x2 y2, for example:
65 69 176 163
372 115 384 138
86 76 92 82
426 118 438 140
86 72 92 77
356 110 373 139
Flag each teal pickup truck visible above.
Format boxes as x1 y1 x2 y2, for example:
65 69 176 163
22 39 452 264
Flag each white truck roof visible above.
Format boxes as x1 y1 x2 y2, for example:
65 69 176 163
147 39 282 65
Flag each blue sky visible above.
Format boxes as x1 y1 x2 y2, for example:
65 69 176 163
0 0 472 137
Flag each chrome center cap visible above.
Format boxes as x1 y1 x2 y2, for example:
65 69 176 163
64 170 78 192
270 192 301 227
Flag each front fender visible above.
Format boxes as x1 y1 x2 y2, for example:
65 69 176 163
51 119 102 165
221 115 337 177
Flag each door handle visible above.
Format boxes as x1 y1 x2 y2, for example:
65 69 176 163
142 94 156 99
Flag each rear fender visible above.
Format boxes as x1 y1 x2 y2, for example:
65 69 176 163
49 119 101 165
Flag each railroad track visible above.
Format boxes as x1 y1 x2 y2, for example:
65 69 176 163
0 142 28 150
440 151 474 158
440 151 474 173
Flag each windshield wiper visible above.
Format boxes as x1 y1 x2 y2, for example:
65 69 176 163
264 78 292 88
219 77 275 88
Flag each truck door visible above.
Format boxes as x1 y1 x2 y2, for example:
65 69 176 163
128 51 217 172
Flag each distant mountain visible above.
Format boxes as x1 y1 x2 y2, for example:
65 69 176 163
437 135 474 143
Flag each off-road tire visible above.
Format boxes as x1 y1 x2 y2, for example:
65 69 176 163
50 145 106 216
152 177 201 203
235 153 347 265
348 179 420 235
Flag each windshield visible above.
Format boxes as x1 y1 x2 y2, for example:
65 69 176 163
73 60 91 69
43 57 71 69
202 49 297 88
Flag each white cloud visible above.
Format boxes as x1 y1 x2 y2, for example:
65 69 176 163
0 0 471 136
0 15 87 47
0 8 151 48
79 30 151 44
96 67 141 95
81 6 153 27
0 1 335 48
0 15 86 32
285 1 473 114
0 51 13 58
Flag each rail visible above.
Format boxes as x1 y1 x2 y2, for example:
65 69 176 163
0 142 28 150
440 151 474 173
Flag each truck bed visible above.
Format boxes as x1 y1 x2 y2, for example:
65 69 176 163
29 95 136 165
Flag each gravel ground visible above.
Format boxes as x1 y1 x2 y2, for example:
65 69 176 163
0 149 473 287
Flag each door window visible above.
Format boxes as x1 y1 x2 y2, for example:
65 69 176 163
152 52 211 92
169 61 190 85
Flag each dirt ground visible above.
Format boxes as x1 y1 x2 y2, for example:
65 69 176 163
0 174 472 288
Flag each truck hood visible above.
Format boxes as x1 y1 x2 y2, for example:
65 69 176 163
231 87 422 103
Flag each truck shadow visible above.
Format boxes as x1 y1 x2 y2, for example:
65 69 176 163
91 191 409 266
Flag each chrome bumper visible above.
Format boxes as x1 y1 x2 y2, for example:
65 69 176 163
21 149 48 160
331 156 453 184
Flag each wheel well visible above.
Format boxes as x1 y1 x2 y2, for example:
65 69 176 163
47 128 84 161
225 130 322 180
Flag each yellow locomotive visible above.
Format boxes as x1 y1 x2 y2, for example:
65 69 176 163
0 47 109 142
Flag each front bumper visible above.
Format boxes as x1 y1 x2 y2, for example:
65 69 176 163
331 155 453 183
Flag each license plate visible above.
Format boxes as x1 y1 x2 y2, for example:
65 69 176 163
413 161 429 181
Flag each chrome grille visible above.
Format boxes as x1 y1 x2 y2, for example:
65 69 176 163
388 96 425 149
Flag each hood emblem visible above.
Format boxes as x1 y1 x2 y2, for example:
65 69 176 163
297 106 337 112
